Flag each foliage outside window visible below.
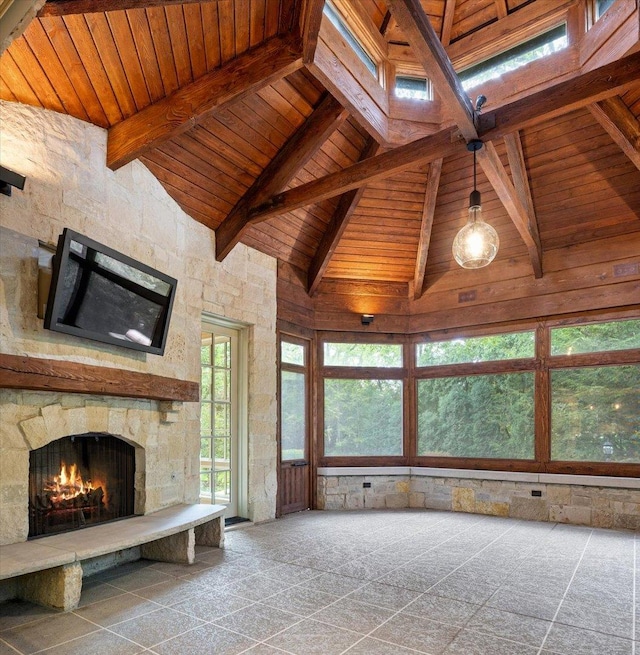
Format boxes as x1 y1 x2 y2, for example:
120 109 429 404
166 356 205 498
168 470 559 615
324 378 403 456
550 319 640 355
395 76 431 101
418 373 535 459
281 370 306 460
200 332 232 503
551 366 639 463
460 24 568 91
323 1 378 78
324 342 403 367
417 331 534 366
281 340 305 365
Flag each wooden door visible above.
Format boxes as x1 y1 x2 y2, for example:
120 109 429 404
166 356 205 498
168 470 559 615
278 337 311 515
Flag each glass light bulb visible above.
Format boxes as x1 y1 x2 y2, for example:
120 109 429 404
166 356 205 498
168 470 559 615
452 203 499 269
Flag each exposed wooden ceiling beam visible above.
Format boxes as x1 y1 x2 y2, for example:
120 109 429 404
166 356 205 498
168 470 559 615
107 34 303 170
215 94 349 261
503 132 543 278
247 129 460 224
245 52 640 227
413 158 443 300
494 0 508 19
589 96 640 171
477 141 543 278
300 0 325 63
37 0 208 16
387 0 476 140
441 0 456 46
308 138 380 296
479 50 640 140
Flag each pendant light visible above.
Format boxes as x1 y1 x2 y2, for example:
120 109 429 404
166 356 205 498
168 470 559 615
452 140 499 269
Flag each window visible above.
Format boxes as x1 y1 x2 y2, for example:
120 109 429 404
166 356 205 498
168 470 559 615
551 318 640 355
323 1 378 78
417 331 535 366
324 342 403 367
596 0 616 19
418 373 535 459
550 318 640 464
322 341 405 458
395 76 432 101
459 24 568 91
280 339 307 461
551 366 639 463
324 378 403 456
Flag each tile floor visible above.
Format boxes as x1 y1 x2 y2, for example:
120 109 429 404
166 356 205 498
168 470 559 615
0 510 637 655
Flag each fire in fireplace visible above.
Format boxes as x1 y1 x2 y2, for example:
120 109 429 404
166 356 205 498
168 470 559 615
29 433 135 538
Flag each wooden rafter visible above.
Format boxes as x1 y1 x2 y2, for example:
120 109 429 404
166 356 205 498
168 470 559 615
300 0 326 63
107 34 303 170
413 158 442 300
477 142 543 277
503 131 543 277
494 0 508 19
215 94 349 261
247 129 459 224
387 0 476 140
243 50 640 226
441 0 456 46
589 96 640 171
308 138 380 296
37 0 208 16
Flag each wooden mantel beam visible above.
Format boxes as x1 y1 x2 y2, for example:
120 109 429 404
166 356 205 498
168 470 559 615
243 51 640 231
386 0 477 140
215 94 349 261
589 96 640 171
38 0 213 16
107 34 303 170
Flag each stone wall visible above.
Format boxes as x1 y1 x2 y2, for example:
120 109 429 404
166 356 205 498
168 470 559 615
317 469 640 531
0 101 278 544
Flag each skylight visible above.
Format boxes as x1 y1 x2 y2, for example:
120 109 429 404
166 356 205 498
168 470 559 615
459 24 568 91
323 1 378 78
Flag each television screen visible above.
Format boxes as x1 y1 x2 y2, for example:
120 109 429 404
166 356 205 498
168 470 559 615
44 229 177 355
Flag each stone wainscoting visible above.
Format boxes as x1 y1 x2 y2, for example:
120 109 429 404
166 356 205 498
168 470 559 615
317 467 640 531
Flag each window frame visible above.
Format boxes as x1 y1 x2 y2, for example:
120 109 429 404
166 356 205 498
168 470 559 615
311 313 639 477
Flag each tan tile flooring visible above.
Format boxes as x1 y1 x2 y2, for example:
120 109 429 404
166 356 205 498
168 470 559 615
0 510 637 654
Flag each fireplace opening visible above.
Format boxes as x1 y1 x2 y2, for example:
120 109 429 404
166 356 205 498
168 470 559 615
29 433 135 539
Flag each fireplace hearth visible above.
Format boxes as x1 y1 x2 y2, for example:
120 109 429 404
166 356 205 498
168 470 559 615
29 433 135 539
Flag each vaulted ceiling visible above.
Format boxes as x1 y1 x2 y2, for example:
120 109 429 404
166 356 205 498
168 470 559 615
2 0 640 308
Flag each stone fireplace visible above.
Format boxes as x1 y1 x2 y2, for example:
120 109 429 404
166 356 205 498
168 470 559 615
0 393 193 547
29 433 136 538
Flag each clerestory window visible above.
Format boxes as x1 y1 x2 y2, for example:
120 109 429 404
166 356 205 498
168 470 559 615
459 24 568 91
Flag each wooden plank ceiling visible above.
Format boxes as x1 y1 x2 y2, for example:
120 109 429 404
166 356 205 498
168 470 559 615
1 0 639 304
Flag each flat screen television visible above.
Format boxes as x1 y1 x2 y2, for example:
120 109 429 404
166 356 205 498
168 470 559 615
44 228 177 355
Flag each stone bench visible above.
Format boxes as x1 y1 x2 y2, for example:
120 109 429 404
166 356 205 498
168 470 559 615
0 503 226 611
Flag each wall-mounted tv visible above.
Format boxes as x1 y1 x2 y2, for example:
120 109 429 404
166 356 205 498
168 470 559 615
44 228 177 355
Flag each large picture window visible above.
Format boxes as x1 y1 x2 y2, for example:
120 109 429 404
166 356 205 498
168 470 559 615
324 378 403 456
418 373 535 459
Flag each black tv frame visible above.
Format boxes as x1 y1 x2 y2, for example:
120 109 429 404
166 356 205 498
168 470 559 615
44 228 177 355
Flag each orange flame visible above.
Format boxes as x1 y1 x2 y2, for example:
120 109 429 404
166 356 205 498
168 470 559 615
44 462 105 504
